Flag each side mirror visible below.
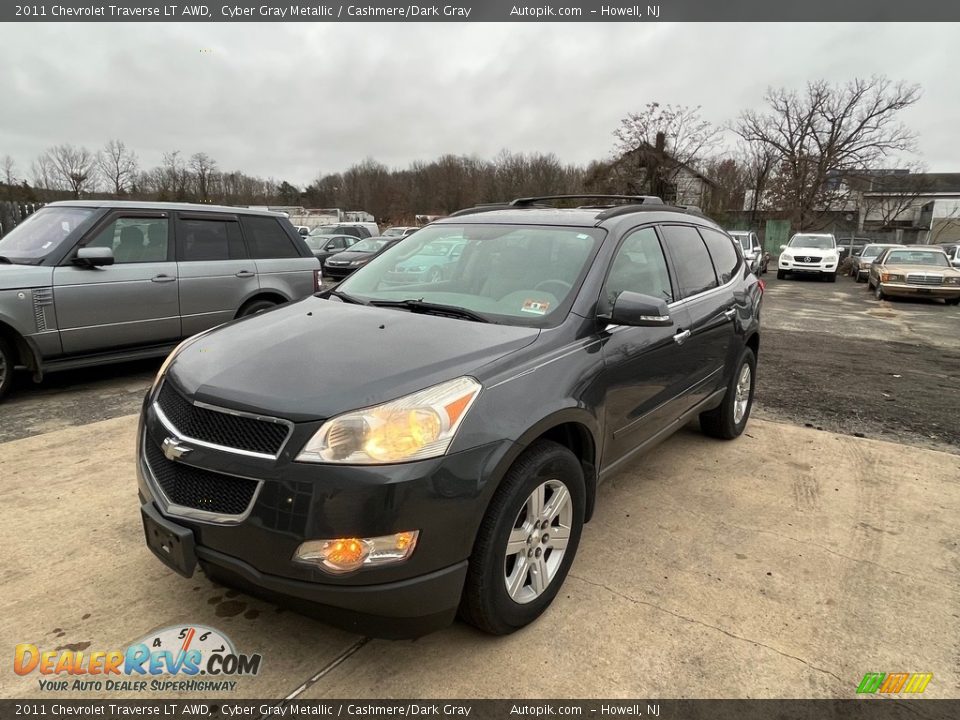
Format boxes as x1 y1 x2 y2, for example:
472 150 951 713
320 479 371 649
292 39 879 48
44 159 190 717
780 244 787 251
74 247 115 267
603 291 672 327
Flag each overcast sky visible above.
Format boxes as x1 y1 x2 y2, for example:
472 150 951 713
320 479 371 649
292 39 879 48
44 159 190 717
0 22 955 187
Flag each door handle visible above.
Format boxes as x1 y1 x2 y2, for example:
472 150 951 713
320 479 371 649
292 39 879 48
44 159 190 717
723 308 737 319
673 329 691 345
235 270 256 278
151 274 176 283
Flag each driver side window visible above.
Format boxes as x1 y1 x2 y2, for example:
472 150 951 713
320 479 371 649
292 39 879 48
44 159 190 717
605 227 673 305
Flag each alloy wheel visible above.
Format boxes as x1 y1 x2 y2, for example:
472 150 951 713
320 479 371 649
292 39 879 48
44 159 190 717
733 363 752 425
503 479 572 604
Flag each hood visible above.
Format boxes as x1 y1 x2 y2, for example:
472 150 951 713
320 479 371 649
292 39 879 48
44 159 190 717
0 264 54 291
325 250 374 263
786 246 838 255
167 296 540 422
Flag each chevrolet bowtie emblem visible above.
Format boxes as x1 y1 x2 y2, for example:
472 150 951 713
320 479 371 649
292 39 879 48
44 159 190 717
162 437 192 461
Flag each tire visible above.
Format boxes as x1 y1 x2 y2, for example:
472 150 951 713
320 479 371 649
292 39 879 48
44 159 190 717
946 297 960 306
855 272 866 284
459 440 585 635
867 278 875 290
700 347 756 440
0 335 15 401
237 298 280 317
875 284 886 301
776 270 785 280
827 272 837 283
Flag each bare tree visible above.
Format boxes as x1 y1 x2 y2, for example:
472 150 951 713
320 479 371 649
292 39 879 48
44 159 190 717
735 76 921 229
189 152 217 202
1 155 16 200
161 151 192 201
613 103 721 168
97 140 139 197
41 144 99 198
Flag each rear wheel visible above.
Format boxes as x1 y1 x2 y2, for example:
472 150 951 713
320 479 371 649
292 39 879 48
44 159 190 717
0 335 15 401
700 347 756 440
459 440 585 635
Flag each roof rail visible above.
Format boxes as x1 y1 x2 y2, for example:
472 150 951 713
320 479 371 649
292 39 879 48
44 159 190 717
447 203 515 218
509 194 663 207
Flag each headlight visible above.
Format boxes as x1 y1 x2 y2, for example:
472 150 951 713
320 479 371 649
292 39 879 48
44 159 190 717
945 277 960 285
297 376 481 464
782 254 793 262
348 260 366 267
881 273 903 282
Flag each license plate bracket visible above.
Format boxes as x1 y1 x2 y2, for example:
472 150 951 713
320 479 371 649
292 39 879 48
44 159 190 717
141 504 197 578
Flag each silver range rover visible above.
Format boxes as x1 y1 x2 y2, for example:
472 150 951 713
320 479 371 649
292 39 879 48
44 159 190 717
0 201 321 400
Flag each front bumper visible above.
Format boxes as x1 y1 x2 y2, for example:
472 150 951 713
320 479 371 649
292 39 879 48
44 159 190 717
322 264 359 279
136 392 513 637
878 282 960 299
779 257 837 274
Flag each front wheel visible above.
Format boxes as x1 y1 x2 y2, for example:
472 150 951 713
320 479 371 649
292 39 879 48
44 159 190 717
875 284 886 301
459 440 585 635
0 336 15 401
700 347 756 440
776 270 786 280
856 273 866 284
946 297 960 306
827 272 837 283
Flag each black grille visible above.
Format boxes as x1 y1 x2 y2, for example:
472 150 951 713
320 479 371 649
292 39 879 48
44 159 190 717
906 274 944 286
797 256 821 263
145 439 258 515
157 382 289 456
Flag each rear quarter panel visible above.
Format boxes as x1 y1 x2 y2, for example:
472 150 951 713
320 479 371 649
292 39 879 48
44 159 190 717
254 257 320 301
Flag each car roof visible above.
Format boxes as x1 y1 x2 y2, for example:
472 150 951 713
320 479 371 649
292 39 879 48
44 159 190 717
47 199 286 217
791 232 834 237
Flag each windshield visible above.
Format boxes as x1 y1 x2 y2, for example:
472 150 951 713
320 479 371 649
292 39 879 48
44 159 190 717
382 228 408 237
304 235 334 250
0 207 95 260
885 250 950 267
338 223 604 326
861 245 892 259
309 225 338 236
730 233 751 249
349 238 393 253
789 235 835 249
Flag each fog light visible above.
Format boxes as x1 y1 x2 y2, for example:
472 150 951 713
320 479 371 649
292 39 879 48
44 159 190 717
294 531 419 574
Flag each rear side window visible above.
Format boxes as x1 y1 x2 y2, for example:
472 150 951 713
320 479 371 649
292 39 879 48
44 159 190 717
660 224 718 298
242 217 301 258
179 218 246 261
699 228 741 284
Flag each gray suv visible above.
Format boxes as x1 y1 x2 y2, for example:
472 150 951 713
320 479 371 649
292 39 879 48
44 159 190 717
0 201 320 400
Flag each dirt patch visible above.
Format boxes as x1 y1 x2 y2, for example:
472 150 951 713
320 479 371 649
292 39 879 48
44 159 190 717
755 329 960 455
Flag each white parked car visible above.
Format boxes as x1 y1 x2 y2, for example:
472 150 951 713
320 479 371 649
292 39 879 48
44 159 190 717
777 233 840 282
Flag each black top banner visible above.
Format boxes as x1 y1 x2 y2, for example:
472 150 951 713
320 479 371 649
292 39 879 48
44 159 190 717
4 0 960 22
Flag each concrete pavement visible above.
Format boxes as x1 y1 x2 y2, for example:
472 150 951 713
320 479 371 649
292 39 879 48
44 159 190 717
2 414 958 699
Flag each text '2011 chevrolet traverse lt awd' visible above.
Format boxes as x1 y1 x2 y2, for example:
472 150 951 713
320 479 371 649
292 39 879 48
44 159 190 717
137 195 763 638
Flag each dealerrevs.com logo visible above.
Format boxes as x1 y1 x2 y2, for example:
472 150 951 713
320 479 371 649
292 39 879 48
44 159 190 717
14 625 262 693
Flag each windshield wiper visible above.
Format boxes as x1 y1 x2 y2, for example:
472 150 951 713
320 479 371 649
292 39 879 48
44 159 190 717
369 298 490 323
325 289 371 305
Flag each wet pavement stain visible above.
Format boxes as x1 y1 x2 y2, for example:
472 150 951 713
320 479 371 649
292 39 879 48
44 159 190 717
207 596 223 605
243 609 259 620
214 600 247 618
56 641 91 652
81 613 91 620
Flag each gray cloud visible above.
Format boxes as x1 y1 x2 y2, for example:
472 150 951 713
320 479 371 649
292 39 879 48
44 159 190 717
0 22 954 187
